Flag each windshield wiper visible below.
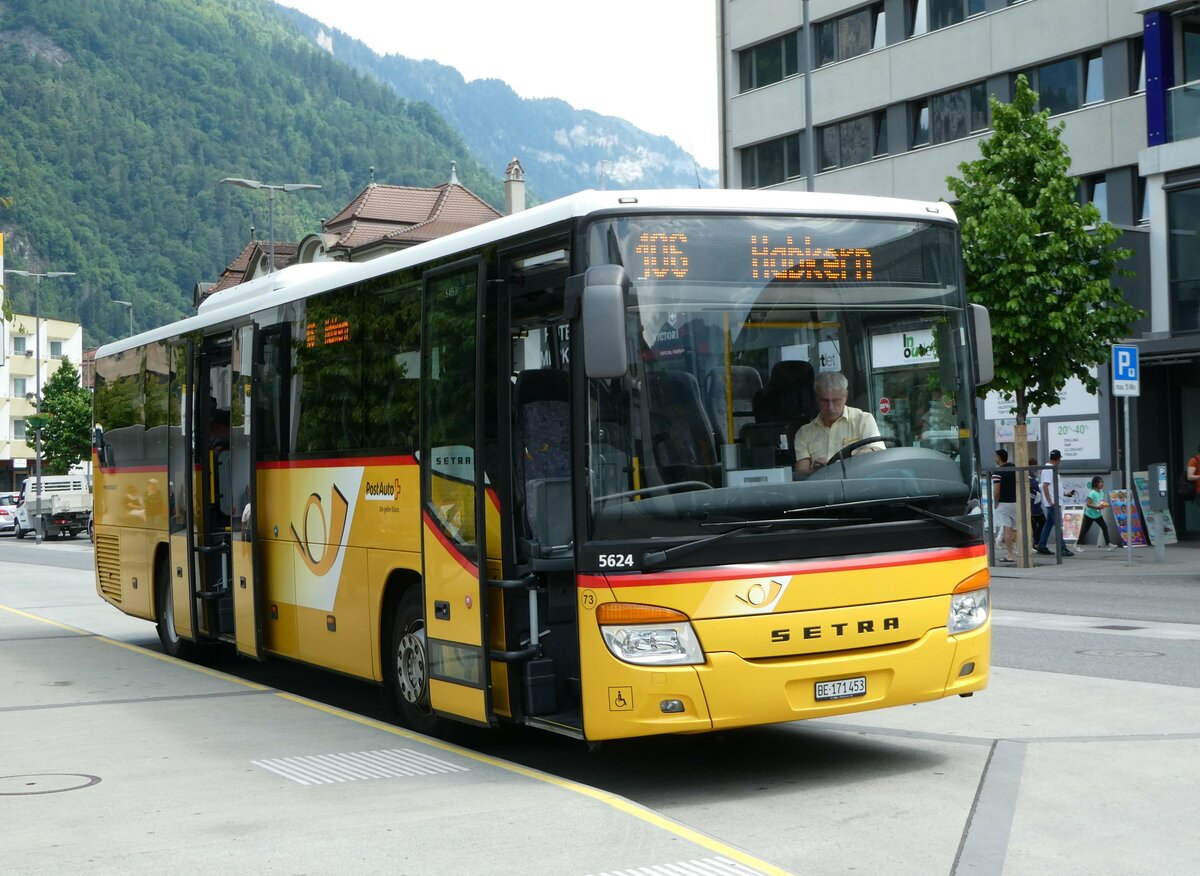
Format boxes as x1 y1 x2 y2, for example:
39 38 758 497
642 517 862 570
785 495 976 537
784 495 940 516
896 502 977 537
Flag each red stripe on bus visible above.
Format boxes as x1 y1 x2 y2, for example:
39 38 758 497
578 544 987 588
422 509 479 576
259 455 417 470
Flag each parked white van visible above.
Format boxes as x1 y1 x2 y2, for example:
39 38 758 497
14 475 93 540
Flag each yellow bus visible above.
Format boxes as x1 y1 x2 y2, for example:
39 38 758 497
93 189 993 741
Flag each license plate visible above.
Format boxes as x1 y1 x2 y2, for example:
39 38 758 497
815 676 867 702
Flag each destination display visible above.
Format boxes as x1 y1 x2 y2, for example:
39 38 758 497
595 216 956 288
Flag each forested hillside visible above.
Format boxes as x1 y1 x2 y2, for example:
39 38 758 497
0 0 502 345
279 7 719 202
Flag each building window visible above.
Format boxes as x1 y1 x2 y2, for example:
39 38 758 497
908 0 928 37
1185 22 1200 84
1131 38 1145 94
741 133 804 188
911 101 931 147
12 378 26 398
1083 52 1104 105
909 82 988 150
1018 57 1083 116
1138 178 1151 226
819 112 887 169
1168 183 1200 333
1080 175 1108 222
817 4 885 66
13 336 26 356
15 420 26 440
911 0 984 36
50 340 63 359
738 31 799 92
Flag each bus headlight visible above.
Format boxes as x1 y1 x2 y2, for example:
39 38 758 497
949 587 990 634
597 602 704 666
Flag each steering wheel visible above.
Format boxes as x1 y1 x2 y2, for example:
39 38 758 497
826 435 900 466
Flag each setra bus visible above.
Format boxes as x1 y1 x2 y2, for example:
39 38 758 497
92 189 993 741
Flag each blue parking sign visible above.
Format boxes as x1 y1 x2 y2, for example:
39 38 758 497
1112 344 1139 397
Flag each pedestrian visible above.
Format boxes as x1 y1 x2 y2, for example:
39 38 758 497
991 449 1017 562
1074 476 1117 552
1035 449 1079 556
1188 443 1200 509
1028 456 1045 543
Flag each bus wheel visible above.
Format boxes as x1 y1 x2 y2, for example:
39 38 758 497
156 555 194 660
388 588 441 735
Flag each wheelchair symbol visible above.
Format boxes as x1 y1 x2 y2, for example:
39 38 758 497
609 687 633 711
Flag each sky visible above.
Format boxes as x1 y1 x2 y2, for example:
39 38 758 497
275 0 721 169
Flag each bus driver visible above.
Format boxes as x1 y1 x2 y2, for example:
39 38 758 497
793 371 884 476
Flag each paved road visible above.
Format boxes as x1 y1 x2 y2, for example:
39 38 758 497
3 542 1199 874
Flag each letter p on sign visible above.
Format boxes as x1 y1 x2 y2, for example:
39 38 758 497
1112 344 1139 397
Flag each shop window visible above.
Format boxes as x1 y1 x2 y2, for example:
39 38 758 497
1168 184 1200 333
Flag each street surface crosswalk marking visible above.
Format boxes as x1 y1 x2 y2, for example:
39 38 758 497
252 747 468 785
585 858 763 876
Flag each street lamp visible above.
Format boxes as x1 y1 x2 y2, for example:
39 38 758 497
113 299 134 337
3 268 76 544
219 177 321 272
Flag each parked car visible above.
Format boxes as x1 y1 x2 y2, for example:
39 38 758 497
0 492 17 534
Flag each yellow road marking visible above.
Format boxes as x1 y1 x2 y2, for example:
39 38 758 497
2 601 791 875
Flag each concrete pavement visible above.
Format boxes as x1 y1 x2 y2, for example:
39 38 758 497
2 546 1199 874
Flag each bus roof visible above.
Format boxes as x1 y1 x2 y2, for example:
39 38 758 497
96 188 957 360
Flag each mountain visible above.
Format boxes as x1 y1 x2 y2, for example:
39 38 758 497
0 0 502 346
276 7 719 202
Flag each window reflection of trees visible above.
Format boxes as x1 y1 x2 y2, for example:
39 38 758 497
291 275 422 457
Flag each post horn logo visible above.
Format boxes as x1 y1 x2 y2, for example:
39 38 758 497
290 485 349 575
735 577 788 611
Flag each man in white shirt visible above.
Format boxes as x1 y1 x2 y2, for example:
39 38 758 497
1035 448 1079 556
793 372 884 476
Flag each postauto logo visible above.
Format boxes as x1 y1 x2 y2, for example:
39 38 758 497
364 478 402 502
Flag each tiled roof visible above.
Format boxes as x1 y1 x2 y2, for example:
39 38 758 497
326 182 500 256
205 175 502 303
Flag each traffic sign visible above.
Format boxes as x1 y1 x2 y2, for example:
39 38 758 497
1111 344 1139 397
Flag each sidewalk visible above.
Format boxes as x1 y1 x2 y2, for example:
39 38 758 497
989 537 1199 582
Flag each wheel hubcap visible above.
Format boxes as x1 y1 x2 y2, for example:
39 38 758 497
396 624 427 706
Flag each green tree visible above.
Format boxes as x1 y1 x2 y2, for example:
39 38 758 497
38 356 93 474
946 75 1142 565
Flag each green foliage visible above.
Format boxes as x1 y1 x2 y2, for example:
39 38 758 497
0 0 504 348
946 75 1142 421
38 357 93 474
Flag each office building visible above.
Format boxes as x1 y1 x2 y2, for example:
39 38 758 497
718 0 1200 533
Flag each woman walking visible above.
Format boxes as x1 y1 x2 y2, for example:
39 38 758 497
1075 476 1118 552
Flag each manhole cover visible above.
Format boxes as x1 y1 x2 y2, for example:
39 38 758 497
0 774 100 796
1076 649 1164 658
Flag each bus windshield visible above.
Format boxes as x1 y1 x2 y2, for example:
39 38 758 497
584 213 977 549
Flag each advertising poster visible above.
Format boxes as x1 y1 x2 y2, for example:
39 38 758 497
1108 489 1148 547
1132 471 1178 545
1060 505 1085 543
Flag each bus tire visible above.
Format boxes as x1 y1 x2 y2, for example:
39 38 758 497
387 587 442 736
156 554 194 660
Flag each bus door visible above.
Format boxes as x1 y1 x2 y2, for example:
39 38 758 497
183 333 238 643
229 325 262 658
166 340 196 643
420 258 493 726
